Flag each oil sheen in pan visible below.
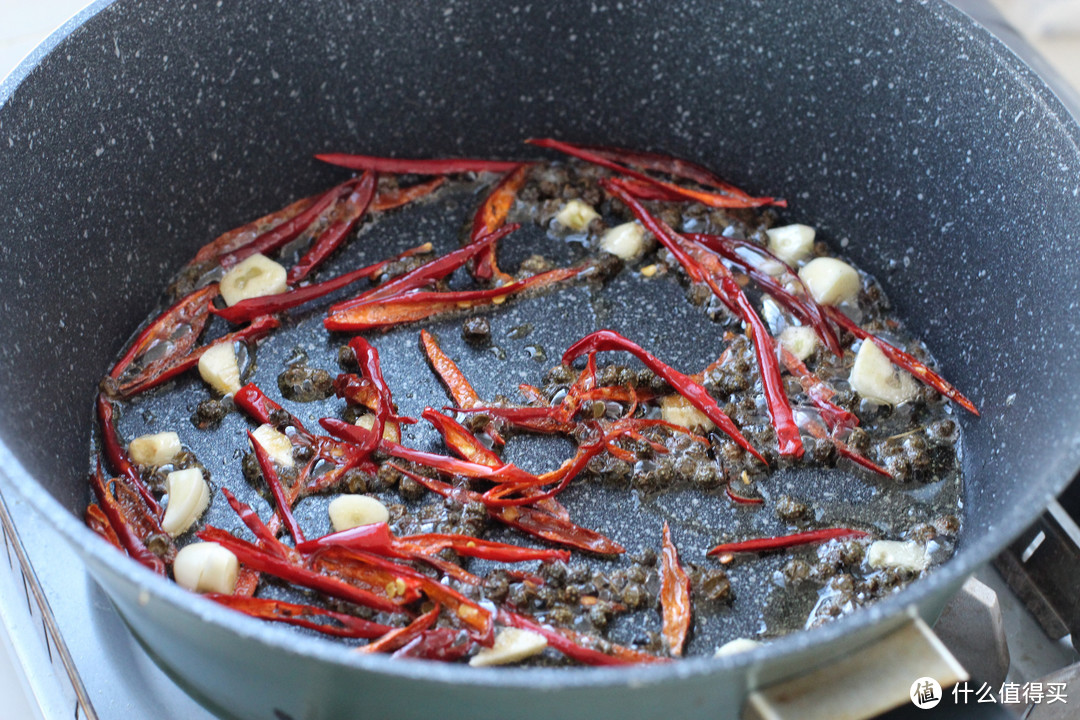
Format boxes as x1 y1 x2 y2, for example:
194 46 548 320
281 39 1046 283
107 174 963 659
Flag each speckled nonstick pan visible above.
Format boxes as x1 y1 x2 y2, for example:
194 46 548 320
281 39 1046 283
1 1 1078 718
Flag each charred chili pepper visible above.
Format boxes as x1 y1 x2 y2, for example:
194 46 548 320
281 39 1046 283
660 522 692 657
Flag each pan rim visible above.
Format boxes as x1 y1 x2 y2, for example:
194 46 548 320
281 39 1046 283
1 0 1079 694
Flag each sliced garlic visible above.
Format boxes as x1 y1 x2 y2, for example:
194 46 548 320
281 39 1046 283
867 540 929 573
355 413 401 444
798 257 861 306
469 628 548 667
328 495 390 532
251 424 295 469
554 199 600 232
128 431 182 467
714 638 763 657
599 222 646 260
778 325 818 362
162 468 210 537
219 253 288 306
766 224 815 265
173 542 239 594
197 342 242 396
659 395 716 432
849 340 918 405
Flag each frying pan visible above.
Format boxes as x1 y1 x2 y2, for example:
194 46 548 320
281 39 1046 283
1 1 1079 718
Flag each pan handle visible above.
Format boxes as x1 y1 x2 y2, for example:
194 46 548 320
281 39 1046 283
742 613 971 720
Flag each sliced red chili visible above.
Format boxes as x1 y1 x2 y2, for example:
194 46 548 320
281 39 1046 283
356 604 441 655
371 177 446 212
498 609 668 666
96 393 163 516
422 408 503 467
191 193 320 266
248 430 305 544
88 462 165 574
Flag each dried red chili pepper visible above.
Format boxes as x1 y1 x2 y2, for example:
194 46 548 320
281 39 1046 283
470 163 531 282
219 487 289 557
213 244 432 325
574 143 754 199
392 628 474 661
219 179 356 268
561 330 767 465
207 594 393 639
109 284 219 383
725 484 765 505
420 329 504 445
356 604 442 655
707 527 870 557
199 526 406 614
287 171 377 284
328 226 514 313
498 609 668 666
324 264 587 332
88 462 165 574
370 177 446 213
660 522 692 657
527 138 786 208
422 408 503 467
686 232 842 357
96 393 162 516
191 193 321 266
603 180 803 458
118 315 280 397
85 503 122 550
248 430 306 544
315 153 521 175
392 464 624 555
826 307 979 416
779 347 859 434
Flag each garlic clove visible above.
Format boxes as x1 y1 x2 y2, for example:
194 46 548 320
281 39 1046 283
867 540 930 573
849 340 918 405
162 467 210 537
798 257 861 306
599 222 646 260
251 424 295 468
173 542 239 594
128 431 182 467
328 495 390 532
715 638 763 657
355 414 401 443
660 395 716 432
766 224 815 265
197 342 242 396
778 326 818 362
554 199 600 232
469 628 548 667
220 253 288 307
